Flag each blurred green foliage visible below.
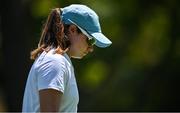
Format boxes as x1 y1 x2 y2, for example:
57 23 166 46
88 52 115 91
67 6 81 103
18 0 180 111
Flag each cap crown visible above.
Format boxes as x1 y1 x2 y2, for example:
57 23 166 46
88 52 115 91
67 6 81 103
61 4 101 34
61 4 112 48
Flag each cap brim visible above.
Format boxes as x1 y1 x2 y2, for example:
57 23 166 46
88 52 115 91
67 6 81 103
67 19 112 48
90 32 112 48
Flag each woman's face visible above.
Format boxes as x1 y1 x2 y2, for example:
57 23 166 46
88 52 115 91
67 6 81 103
67 25 94 59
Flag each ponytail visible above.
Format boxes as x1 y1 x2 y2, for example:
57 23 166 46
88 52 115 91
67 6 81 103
30 8 70 60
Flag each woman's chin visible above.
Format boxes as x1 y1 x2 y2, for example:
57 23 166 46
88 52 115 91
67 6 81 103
71 52 88 59
71 55 83 59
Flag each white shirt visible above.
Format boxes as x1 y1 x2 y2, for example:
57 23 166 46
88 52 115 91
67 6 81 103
22 49 79 112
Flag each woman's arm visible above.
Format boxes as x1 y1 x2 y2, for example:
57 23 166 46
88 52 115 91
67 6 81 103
39 89 62 112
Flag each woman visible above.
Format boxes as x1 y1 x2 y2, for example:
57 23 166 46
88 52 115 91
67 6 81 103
22 4 112 112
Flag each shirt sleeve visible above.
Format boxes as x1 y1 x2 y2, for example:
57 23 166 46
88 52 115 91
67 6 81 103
37 60 66 93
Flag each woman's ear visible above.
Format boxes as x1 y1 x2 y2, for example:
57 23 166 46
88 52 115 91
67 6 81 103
69 24 77 34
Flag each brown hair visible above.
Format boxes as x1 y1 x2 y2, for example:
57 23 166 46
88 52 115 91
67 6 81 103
30 8 70 60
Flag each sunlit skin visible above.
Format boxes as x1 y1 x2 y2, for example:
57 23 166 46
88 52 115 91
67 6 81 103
66 25 94 59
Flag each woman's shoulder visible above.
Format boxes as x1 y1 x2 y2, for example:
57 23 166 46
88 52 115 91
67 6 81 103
33 50 67 71
34 49 72 68
45 49 67 63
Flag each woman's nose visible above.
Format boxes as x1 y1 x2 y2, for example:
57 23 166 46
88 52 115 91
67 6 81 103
88 46 94 53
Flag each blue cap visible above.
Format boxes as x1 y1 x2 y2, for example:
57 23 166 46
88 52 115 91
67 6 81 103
61 4 112 48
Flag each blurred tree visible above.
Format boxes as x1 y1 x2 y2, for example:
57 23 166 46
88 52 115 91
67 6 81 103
0 0 32 111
